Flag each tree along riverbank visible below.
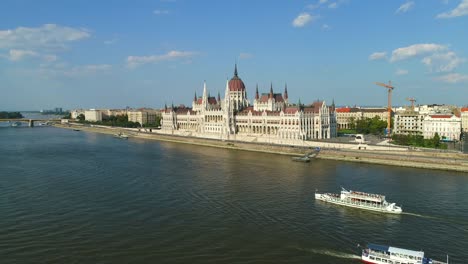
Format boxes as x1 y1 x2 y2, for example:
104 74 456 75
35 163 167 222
54 124 468 173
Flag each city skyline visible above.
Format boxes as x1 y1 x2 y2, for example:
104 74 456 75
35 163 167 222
1 0 468 111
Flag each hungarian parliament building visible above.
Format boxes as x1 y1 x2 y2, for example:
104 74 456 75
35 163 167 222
161 65 337 144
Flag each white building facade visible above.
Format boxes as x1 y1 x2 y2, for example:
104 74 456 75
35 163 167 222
84 109 103 122
422 114 461 141
461 108 468 133
394 110 425 135
161 66 337 142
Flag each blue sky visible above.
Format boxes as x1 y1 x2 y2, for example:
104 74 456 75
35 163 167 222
1 0 467 111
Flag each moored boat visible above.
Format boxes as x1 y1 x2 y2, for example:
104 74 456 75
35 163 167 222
114 132 129 139
315 187 402 214
361 243 448 264
291 156 310 162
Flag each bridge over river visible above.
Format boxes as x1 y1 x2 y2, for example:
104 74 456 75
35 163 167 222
0 118 61 127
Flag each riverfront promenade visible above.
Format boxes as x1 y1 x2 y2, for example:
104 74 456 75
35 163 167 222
55 123 468 173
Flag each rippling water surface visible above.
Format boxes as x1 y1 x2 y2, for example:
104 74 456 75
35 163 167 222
1 126 467 263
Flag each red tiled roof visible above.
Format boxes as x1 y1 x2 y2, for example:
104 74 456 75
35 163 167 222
196 98 202 104
336 107 351 113
284 107 299 114
461 107 468 112
229 77 245 91
429 115 453 118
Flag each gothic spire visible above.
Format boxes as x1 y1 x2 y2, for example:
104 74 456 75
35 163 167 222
194 91 197 102
255 84 259 100
234 63 238 77
269 82 273 99
284 83 288 100
217 91 221 103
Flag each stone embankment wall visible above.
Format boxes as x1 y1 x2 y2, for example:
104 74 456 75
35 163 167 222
55 124 468 173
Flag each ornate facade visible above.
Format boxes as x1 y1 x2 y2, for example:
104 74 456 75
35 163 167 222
161 66 337 142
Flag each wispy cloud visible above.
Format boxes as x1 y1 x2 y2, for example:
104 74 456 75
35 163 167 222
328 2 338 8
396 1 415 14
369 52 387 61
421 51 465 72
0 24 90 50
153 9 170 15
395 69 409 75
307 0 328 10
38 63 112 77
437 0 468 18
292 13 318 27
127 50 197 68
435 73 468 83
104 38 118 45
1 49 57 62
239 53 253 59
322 24 331 30
390 44 447 62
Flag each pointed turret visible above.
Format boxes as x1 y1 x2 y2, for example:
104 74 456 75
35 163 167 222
234 63 238 77
224 78 230 103
194 91 197 102
202 80 207 99
255 84 259 100
217 91 221 103
284 83 288 100
269 83 273 99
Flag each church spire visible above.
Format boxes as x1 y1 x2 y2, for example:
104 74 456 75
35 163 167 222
255 84 259 100
202 80 207 99
269 82 273 99
234 63 238 77
284 83 288 100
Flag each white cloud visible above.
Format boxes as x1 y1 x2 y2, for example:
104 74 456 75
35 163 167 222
38 63 112 77
292 13 317 27
104 38 118 45
435 73 468 83
395 69 409 75
421 51 465 72
8 49 38 61
390 44 447 62
127 50 196 68
153 9 170 15
239 53 253 59
437 0 468 18
322 24 331 30
307 0 328 9
396 1 415 14
369 52 387 60
2 49 58 62
0 24 90 50
328 2 338 8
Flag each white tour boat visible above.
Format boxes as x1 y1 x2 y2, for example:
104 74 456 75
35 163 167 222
314 187 402 214
362 243 448 264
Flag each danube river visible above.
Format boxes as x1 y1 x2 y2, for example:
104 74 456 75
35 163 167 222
1 126 467 263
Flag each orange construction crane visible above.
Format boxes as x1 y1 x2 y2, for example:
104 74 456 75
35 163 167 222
375 81 394 135
406 97 416 110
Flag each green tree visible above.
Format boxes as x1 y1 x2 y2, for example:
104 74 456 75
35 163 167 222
77 114 85 121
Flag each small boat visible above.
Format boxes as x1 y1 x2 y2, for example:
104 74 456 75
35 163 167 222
114 132 129 139
73 129 81 131
11 122 21 127
361 243 448 264
306 147 321 158
315 187 402 214
291 156 311 162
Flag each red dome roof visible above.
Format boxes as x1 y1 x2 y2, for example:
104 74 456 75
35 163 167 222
228 64 246 91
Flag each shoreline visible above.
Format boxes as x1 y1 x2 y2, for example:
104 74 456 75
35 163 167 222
54 124 468 173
